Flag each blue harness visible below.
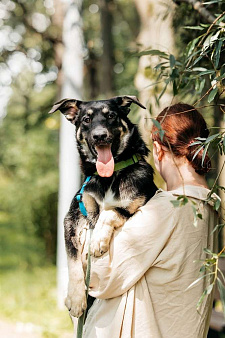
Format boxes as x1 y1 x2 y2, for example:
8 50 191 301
76 176 92 217
76 154 142 217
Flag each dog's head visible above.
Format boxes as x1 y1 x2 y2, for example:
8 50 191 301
48 96 146 177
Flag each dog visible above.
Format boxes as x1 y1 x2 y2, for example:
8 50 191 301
48 95 157 318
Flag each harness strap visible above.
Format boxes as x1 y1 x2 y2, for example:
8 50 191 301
76 176 92 217
77 228 93 338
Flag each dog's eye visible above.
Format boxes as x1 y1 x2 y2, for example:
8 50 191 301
108 113 116 119
83 116 91 123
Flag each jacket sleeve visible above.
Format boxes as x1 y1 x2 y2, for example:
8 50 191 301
87 192 177 299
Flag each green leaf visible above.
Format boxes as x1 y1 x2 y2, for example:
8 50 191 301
183 26 205 30
196 70 215 77
173 80 178 96
187 272 214 290
154 62 168 70
171 200 181 208
195 137 207 141
213 39 223 69
135 49 169 58
203 31 220 52
197 289 208 309
214 198 221 211
218 268 225 284
192 54 205 67
181 196 189 205
170 68 179 81
199 79 206 93
200 265 206 273
192 146 204 160
215 73 225 81
206 283 214 295
192 67 208 72
201 143 210 166
177 195 189 204
151 119 161 130
189 141 203 146
204 248 213 255
171 196 189 208
217 279 225 317
186 37 202 57
169 54 176 68
159 129 165 142
158 82 169 100
205 133 220 144
203 0 223 4
210 223 225 235
208 87 218 103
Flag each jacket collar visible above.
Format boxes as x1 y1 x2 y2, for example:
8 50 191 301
156 185 220 207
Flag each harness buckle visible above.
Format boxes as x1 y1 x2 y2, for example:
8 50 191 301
76 193 82 202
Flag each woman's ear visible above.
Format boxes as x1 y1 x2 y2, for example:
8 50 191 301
153 141 164 161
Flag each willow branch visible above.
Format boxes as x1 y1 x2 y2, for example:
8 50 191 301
174 0 217 24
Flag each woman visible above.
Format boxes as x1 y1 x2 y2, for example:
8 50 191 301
82 103 219 338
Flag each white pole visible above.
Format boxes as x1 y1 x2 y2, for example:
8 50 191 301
57 0 83 309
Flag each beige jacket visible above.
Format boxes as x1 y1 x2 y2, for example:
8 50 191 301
83 186 219 338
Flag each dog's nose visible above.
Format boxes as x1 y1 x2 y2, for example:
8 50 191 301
92 128 108 142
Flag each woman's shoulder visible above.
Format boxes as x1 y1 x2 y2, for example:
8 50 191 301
150 185 217 203
144 185 220 218
140 189 175 215
142 185 219 213
147 188 177 204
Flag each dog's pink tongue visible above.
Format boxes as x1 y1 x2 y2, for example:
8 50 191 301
96 145 114 177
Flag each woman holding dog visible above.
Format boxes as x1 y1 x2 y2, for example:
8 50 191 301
82 103 219 338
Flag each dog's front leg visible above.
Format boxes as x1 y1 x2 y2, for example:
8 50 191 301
64 215 87 318
90 209 124 257
65 254 87 318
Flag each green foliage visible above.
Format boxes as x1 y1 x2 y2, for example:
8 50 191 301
0 266 73 337
82 0 140 98
189 248 225 314
190 131 225 165
171 195 204 227
0 82 59 264
135 3 225 104
0 1 60 264
0 0 59 68
151 118 165 141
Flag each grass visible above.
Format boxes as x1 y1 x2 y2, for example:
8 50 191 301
0 213 73 337
0 265 73 337
0 215 73 337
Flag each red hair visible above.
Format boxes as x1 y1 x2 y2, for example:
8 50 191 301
152 103 211 175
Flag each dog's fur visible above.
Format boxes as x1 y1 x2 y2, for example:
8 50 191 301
49 96 157 317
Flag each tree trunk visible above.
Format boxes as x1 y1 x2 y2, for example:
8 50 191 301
99 0 114 96
218 111 225 249
55 0 83 310
134 0 175 137
52 0 64 90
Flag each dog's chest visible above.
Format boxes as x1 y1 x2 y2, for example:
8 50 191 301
94 188 131 211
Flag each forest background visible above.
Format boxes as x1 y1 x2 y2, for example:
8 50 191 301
0 0 224 337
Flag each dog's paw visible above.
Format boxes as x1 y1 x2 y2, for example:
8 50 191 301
90 234 110 257
65 288 87 318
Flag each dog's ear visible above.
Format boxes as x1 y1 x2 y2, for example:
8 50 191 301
48 98 82 124
112 95 146 111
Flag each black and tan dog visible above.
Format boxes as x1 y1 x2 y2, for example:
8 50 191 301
49 96 157 317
